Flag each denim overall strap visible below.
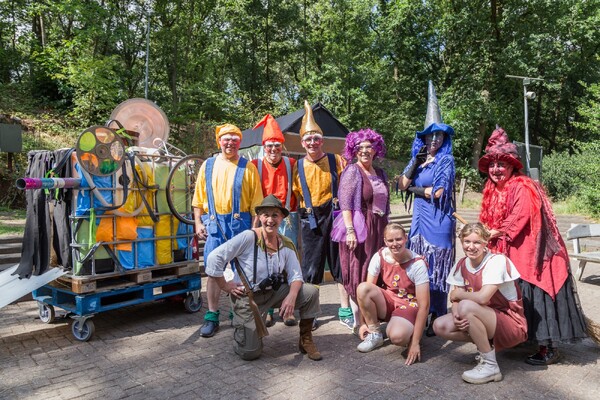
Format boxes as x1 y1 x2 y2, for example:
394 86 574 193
232 157 248 217
298 158 317 230
327 153 339 209
205 156 217 219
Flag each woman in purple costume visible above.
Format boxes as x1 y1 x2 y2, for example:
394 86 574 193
398 81 456 335
332 128 389 330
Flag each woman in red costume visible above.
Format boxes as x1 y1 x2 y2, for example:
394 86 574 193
478 126 587 365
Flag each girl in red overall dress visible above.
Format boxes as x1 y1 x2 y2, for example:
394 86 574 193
434 222 527 384
355 223 430 365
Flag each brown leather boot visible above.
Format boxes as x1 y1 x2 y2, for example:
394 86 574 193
298 318 322 361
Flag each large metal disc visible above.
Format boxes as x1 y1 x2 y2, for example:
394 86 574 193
109 98 169 148
76 126 125 176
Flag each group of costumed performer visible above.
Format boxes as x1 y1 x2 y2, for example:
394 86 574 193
398 80 456 336
251 114 300 327
478 126 587 365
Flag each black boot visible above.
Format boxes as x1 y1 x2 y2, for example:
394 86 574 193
526 346 560 366
425 313 437 337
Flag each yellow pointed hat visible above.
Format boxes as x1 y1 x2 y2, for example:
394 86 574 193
215 123 242 146
299 100 323 138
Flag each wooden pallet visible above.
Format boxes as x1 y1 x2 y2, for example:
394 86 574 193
59 262 200 294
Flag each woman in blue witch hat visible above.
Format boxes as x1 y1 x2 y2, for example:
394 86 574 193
398 81 456 336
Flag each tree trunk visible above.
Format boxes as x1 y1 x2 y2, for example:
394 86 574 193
39 14 45 47
265 0 270 84
471 121 486 169
169 41 179 109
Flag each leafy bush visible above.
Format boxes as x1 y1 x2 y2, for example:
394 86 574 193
542 150 582 201
455 164 484 192
0 171 26 209
542 140 600 217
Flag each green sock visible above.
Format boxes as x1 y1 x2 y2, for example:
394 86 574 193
204 310 220 324
338 307 353 319
268 308 274 316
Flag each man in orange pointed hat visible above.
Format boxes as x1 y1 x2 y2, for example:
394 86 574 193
193 123 263 338
293 100 351 331
251 114 301 327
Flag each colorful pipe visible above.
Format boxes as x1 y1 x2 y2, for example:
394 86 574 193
16 177 81 190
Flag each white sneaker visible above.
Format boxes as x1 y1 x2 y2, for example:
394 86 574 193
462 352 502 384
357 331 384 353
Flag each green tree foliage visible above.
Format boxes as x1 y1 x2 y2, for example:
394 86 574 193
0 0 599 165
542 140 600 217
575 80 600 138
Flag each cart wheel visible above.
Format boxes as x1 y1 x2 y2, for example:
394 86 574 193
38 302 55 324
184 293 203 313
166 154 204 225
71 319 95 341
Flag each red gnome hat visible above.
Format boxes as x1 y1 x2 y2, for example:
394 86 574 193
254 114 284 145
478 126 524 173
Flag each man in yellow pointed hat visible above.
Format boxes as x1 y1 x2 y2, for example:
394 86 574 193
293 100 351 331
251 114 301 327
193 123 264 338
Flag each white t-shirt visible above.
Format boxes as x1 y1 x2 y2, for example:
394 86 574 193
206 230 303 290
447 253 520 301
368 248 429 286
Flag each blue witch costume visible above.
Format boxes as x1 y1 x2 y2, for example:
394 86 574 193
402 81 456 318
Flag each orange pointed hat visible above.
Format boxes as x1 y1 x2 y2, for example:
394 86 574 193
299 100 323 138
254 114 284 145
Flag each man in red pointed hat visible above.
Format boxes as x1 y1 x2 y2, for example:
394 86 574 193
251 114 301 327
478 126 587 366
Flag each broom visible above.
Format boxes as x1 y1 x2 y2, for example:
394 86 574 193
585 316 600 344
570 273 600 344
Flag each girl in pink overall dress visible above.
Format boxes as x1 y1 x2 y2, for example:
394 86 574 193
355 223 430 365
434 222 527 384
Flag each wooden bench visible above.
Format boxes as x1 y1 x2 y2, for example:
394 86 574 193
389 213 413 229
567 223 600 281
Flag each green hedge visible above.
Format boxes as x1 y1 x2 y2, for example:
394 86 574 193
542 141 600 218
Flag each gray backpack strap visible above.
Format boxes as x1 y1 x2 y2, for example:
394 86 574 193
283 156 292 209
257 158 263 182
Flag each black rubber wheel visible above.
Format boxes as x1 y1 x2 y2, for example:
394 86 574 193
166 154 204 225
183 293 203 313
71 319 95 341
38 302 55 324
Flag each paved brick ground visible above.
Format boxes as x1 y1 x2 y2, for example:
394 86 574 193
1 271 599 400
1 207 599 399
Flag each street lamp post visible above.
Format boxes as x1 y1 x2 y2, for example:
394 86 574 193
506 75 544 177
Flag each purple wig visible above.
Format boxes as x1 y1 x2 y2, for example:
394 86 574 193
343 128 386 161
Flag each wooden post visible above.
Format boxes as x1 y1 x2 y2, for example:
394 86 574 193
459 178 467 204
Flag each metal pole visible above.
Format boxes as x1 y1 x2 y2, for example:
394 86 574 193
507 75 543 176
523 80 531 176
144 16 150 99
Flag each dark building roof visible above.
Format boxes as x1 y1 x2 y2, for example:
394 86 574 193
240 102 349 149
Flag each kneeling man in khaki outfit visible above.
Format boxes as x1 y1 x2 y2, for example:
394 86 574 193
205 195 322 361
